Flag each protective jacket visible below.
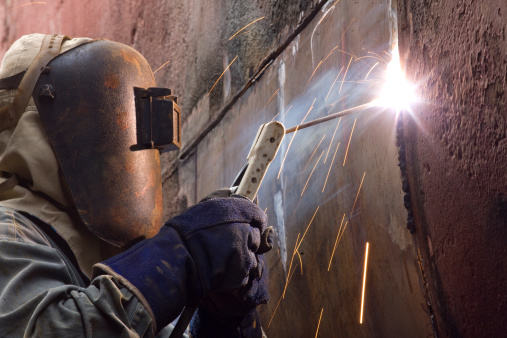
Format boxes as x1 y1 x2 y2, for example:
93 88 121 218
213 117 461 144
0 206 162 337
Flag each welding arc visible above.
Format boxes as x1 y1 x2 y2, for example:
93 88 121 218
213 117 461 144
285 101 375 134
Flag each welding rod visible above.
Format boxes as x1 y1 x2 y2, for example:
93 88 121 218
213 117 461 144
285 101 376 134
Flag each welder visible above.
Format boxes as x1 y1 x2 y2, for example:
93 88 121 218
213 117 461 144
0 34 271 337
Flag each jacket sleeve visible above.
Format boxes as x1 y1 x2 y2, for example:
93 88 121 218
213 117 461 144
0 209 155 337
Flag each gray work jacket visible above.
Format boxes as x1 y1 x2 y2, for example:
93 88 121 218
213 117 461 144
0 206 161 337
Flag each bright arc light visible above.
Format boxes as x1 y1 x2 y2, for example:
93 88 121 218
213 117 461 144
376 46 417 110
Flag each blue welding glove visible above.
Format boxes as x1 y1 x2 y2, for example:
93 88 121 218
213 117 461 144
189 254 270 338
190 307 264 338
95 197 268 331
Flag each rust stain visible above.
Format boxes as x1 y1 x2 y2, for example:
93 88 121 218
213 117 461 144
104 74 120 89
125 156 136 174
120 49 142 74
135 170 157 198
115 110 130 130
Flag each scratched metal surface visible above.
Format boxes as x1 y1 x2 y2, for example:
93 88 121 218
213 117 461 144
192 1 429 337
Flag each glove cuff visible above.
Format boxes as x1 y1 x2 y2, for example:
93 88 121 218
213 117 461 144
97 226 200 330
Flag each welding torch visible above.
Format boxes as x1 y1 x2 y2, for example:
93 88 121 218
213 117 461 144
169 101 374 337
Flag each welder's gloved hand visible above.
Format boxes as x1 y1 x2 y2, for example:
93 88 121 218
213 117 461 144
190 307 265 338
95 197 268 331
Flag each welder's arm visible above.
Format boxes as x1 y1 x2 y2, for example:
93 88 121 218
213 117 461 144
0 212 154 337
94 197 270 334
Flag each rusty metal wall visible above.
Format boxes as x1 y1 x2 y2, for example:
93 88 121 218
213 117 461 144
397 1 507 337
185 1 431 336
1 0 485 337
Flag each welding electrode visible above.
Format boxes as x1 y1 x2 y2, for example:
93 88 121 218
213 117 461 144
285 101 375 134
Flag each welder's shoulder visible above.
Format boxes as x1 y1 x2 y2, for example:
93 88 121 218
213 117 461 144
0 205 52 246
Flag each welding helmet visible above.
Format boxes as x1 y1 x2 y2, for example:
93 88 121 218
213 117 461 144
0 34 181 247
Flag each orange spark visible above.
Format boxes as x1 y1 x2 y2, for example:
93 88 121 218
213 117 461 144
324 117 342 163
323 46 339 64
264 207 268 213
322 141 340 193
306 60 323 88
153 59 171 74
364 61 379 80
315 308 324 338
342 118 357 166
301 151 324 196
12 2 46 9
340 18 355 42
288 196 303 225
327 214 346 271
339 57 353 94
268 263 298 327
297 250 303 275
325 67 344 101
296 206 320 251
350 172 366 215
337 220 349 245
282 105 294 118
208 55 238 96
331 0 341 7
360 242 370 324
368 51 389 63
277 98 316 179
229 17 265 40
303 134 326 171
264 88 279 110
283 233 300 299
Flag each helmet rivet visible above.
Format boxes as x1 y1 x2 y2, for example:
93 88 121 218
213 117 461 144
38 84 56 102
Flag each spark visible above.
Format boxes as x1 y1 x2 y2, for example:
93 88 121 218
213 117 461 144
229 17 265 40
315 308 324 338
264 207 268 213
364 62 379 80
283 233 301 299
282 105 294 118
264 89 279 110
324 117 342 163
341 18 355 42
12 2 46 9
297 250 303 275
270 113 280 122
350 172 366 215
360 242 370 324
337 220 349 244
327 214 346 271
303 134 326 171
301 151 324 196
339 57 353 94
322 142 340 193
306 60 323 88
288 196 303 225
296 206 320 251
331 0 341 7
368 51 389 63
323 46 339 64
268 263 298 327
342 118 357 166
234 30 251 38
208 55 238 96
153 59 171 74
277 98 316 179
318 95 348 111
325 67 344 101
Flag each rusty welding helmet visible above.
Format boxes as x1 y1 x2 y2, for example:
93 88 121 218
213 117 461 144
31 39 181 247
